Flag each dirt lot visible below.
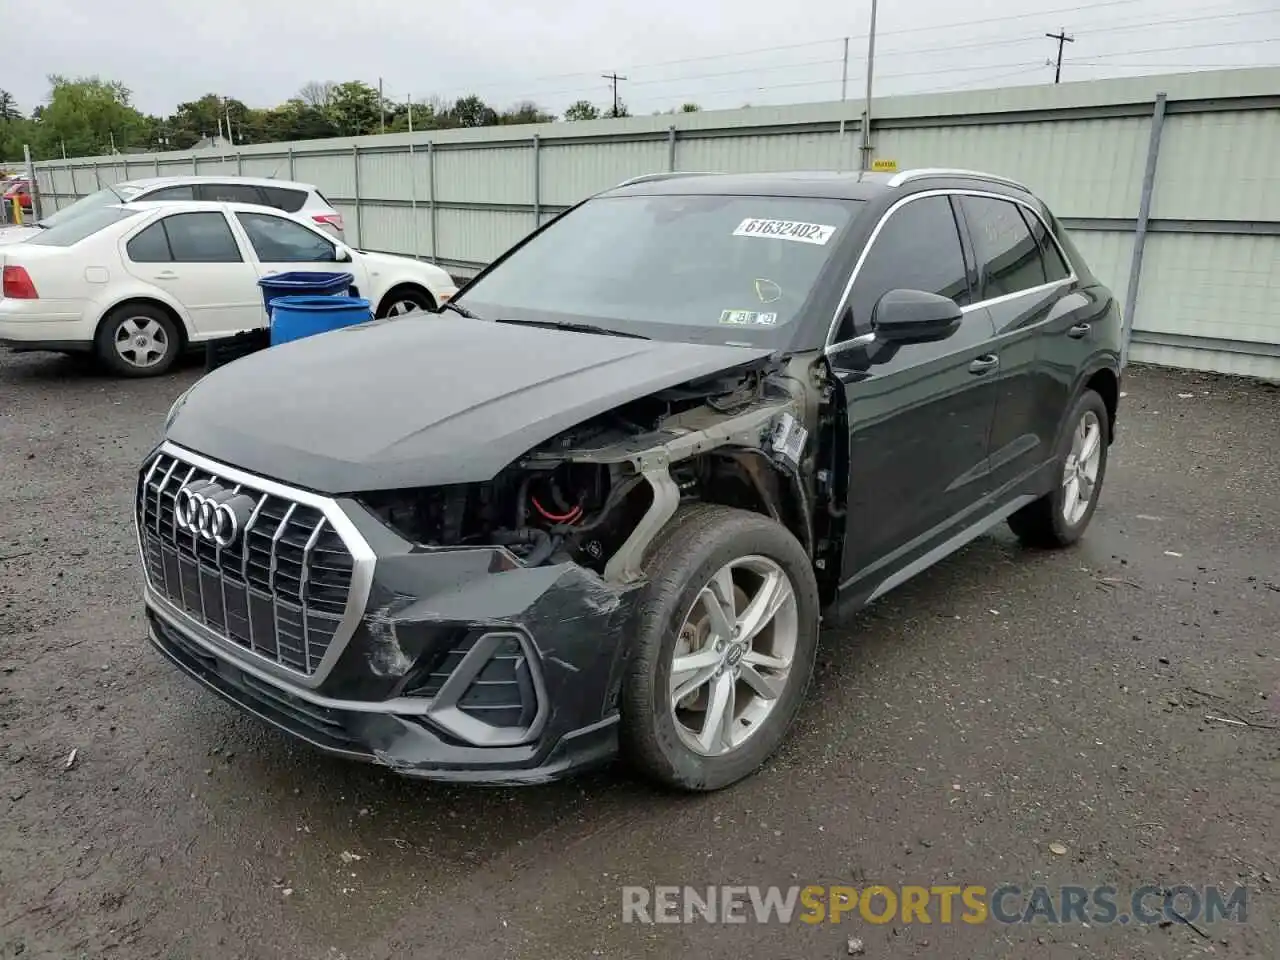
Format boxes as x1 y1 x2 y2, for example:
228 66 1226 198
1 350 1277 960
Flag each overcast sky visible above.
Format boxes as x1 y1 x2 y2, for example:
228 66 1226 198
11 0 1280 117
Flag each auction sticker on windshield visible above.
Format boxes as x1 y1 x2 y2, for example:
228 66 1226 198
733 218 837 245
720 310 778 326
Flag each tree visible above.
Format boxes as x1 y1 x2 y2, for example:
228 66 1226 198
564 100 600 121
679 102 701 113
447 94 498 128
0 90 20 123
604 99 630 119
33 76 149 158
297 81 337 109
328 81 385 136
499 100 555 125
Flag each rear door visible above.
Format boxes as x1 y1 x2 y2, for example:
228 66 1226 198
121 211 262 337
957 193 1080 494
230 210 369 299
826 193 999 586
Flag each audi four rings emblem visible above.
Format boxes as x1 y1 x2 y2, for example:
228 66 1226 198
174 481 251 547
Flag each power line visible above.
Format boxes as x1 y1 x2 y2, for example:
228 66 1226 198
1046 29 1075 83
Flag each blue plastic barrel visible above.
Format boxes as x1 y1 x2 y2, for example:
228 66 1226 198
257 272 354 314
269 295 373 345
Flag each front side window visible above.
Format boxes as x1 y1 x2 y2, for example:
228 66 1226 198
161 212 243 263
961 195 1048 299
843 195 970 337
236 212 335 262
460 194 864 342
24 207 140 246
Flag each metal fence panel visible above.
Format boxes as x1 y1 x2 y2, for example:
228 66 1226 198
1151 110 1280 222
541 139 668 206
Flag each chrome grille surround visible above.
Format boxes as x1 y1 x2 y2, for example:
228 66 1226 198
135 441 375 688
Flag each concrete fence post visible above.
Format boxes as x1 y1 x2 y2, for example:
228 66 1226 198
93 160 101 188
287 146 295 180
352 145 363 249
154 156 160 177
1121 91 1168 369
668 125 677 171
237 151 243 175
192 153 200 174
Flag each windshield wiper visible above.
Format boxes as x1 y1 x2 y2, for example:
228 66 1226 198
440 300 481 319
495 317 650 340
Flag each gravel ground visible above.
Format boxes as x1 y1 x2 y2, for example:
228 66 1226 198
1 351 1277 960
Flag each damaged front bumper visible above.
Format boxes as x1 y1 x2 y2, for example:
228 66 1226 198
143 490 636 784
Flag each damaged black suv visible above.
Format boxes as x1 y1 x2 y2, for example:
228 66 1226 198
138 168 1122 791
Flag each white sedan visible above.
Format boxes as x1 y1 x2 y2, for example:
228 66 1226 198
0 200 458 376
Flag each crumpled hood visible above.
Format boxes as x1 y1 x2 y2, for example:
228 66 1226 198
166 315 773 493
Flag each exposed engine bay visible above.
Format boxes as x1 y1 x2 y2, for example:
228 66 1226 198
358 355 833 585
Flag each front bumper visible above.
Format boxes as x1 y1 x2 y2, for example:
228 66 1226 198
142 480 638 783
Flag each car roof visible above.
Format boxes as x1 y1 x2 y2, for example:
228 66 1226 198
118 199 316 217
119 175 318 191
602 168 1031 201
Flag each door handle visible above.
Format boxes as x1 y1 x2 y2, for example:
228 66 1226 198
153 271 178 281
968 354 1000 374
1067 322 1091 339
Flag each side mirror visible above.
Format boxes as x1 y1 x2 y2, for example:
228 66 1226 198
872 289 962 343
333 244 353 263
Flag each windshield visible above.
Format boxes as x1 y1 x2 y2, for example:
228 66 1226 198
24 207 140 246
460 194 863 343
38 184 143 228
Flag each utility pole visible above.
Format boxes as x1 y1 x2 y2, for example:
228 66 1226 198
225 98 234 144
407 94 414 135
602 72 627 117
860 0 879 171
1046 28 1074 84
379 77 386 134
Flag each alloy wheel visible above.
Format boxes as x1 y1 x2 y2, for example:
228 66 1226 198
1062 409 1103 525
669 555 799 757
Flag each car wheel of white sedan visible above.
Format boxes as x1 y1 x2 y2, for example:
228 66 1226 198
375 287 435 319
95 304 181 377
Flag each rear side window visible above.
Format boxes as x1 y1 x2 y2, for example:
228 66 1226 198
24 207 139 246
196 183 264 205
844 195 971 337
162 212 242 262
141 185 196 202
127 221 173 262
961 195 1048 299
1019 206 1071 282
259 185 308 213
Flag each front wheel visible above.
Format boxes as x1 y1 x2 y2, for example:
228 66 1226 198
1008 388 1111 547
375 287 435 319
619 504 820 791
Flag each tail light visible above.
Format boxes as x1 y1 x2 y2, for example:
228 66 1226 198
313 213 345 232
2 265 37 299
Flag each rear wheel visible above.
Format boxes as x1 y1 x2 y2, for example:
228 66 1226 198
1008 388 1110 547
95 304 181 377
620 504 820 791
376 286 435 319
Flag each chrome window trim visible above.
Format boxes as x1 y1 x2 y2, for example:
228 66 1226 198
824 187 1077 353
139 440 376 690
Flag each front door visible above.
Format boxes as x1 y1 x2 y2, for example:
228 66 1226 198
229 210 370 325
121 211 262 338
826 193 1000 589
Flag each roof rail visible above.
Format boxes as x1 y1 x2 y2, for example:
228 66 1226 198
886 167 1030 192
612 171 720 188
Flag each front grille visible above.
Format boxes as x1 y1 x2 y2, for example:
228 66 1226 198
136 450 356 676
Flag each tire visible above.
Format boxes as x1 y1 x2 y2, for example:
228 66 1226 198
376 286 435 319
1008 388 1110 548
619 503 820 791
95 304 181 377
